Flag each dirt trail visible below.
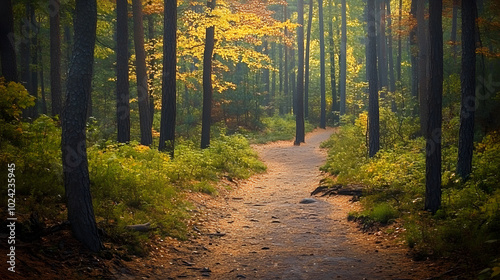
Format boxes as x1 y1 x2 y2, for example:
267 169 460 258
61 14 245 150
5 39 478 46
181 128 446 280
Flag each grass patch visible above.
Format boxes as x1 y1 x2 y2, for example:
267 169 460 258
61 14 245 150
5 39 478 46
242 114 315 144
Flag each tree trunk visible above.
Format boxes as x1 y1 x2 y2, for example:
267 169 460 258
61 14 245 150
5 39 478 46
201 0 216 149
159 0 177 158
295 0 305 145
305 0 313 120
132 0 152 146
386 0 396 93
409 0 418 99
425 0 443 214
116 0 130 143
50 0 63 116
61 0 102 252
291 47 296 114
417 0 429 135
339 0 347 115
450 0 458 57
328 0 337 123
318 0 326 129
457 0 477 180
39 42 47 115
377 0 388 90
30 4 39 118
367 0 379 158
0 0 17 82
396 0 402 82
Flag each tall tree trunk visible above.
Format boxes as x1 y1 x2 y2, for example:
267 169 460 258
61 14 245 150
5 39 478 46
271 42 276 114
396 0 402 82
339 0 347 115
132 0 152 145
20 4 32 104
201 0 216 149
159 0 177 158
409 0 418 99
39 42 47 115
450 0 458 57
305 0 313 119
318 0 326 128
116 0 130 143
386 0 396 93
279 41 283 115
417 0 429 135
50 0 63 116
61 0 102 252
425 0 443 214
378 0 388 90
30 4 39 118
0 0 17 82
457 0 477 180
283 5 289 115
262 39 270 111
291 47 296 114
295 0 305 145
328 0 337 123
367 0 379 158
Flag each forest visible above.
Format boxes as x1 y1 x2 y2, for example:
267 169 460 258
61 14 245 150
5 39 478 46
1 0 500 278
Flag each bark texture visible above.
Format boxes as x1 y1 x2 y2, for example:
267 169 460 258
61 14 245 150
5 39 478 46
61 0 102 252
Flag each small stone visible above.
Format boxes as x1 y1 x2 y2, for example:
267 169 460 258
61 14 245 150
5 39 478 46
299 198 318 204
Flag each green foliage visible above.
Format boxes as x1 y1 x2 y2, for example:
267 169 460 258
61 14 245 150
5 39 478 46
244 114 315 144
1 115 266 247
322 111 500 269
0 78 36 146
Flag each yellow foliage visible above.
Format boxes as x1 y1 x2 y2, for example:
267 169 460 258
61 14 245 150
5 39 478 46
0 78 35 121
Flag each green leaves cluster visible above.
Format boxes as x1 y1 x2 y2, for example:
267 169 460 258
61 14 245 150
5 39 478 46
321 110 500 267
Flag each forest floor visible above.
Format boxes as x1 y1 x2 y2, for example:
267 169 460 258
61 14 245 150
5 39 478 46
1 128 458 279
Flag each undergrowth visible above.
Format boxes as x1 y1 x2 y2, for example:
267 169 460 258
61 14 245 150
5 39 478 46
242 114 315 144
0 89 266 255
321 108 500 277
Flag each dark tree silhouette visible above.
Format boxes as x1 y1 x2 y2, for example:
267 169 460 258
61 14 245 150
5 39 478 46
339 0 347 115
132 0 152 146
425 0 443 214
116 0 130 143
201 0 216 149
417 0 429 135
457 0 477 180
0 0 17 82
159 0 177 157
61 0 102 252
305 0 313 120
328 0 337 123
318 0 326 128
367 0 379 158
50 0 62 116
295 0 305 145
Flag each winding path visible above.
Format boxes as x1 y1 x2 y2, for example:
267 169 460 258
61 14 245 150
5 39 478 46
179 128 444 279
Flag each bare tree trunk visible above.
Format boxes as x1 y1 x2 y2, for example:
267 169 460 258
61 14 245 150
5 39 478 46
409 0 418 99
0 0 17 82
159 0 177 157
367 0 379 158
318 0 326 128
305 0 313 120
396 0 402 82
201 0 216 149
450 0 459 57
328 0 337 123
295 0 305 145
61 0 102 252
132 0 152 145
417 0 429 135
457 0 477 180
339 0 347 115
425 0 443 214
50 0 63 116
378 0 388 90
386 0 396 93
116 0 130 143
